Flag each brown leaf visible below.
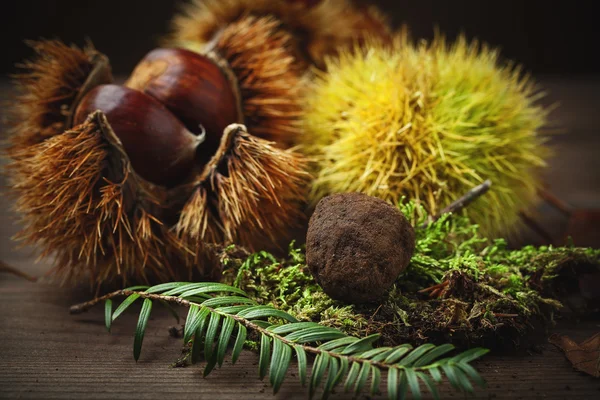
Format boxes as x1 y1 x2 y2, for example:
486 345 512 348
549 332 600 378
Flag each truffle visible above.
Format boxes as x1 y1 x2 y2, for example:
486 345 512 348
306 192 416 304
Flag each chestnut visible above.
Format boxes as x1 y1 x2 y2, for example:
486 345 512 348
73 84 203 187
125 48 241 162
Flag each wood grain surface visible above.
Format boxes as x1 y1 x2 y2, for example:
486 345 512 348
1 79 599 399
1 276 599 400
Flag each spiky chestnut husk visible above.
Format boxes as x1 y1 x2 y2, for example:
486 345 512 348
173 124 311 255
6 111 200 287
213 16 305 147
167 0 392 70
302 34 551 238
7 111 309 288
6 40 113 154
6 40 310 289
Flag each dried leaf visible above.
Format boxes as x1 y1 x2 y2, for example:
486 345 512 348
549 332 600 378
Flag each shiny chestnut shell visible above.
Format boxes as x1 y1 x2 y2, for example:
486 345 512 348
73 84 200 187
126 48 241 162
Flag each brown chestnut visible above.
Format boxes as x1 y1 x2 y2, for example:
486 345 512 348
74 84 203 187
125 48 241 162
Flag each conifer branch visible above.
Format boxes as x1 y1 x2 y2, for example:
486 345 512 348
71 283 489 399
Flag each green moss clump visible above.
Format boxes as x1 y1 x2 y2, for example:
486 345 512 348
220 245 370 338
220 200 600 351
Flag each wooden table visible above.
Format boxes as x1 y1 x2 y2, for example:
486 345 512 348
1 79 599 399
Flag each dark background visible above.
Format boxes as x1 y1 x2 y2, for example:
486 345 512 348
1 0 598 77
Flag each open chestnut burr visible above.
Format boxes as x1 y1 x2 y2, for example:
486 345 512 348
70 47 247 188
169 0 392 70
6 37 310 289
6 0 393 289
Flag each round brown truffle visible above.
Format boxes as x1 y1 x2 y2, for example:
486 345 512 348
306 192 416 304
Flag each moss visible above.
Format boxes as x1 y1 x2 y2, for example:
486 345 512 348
243 340 259 352
220 200 600 351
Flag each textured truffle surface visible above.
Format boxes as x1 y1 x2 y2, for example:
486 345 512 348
306 192 415 304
